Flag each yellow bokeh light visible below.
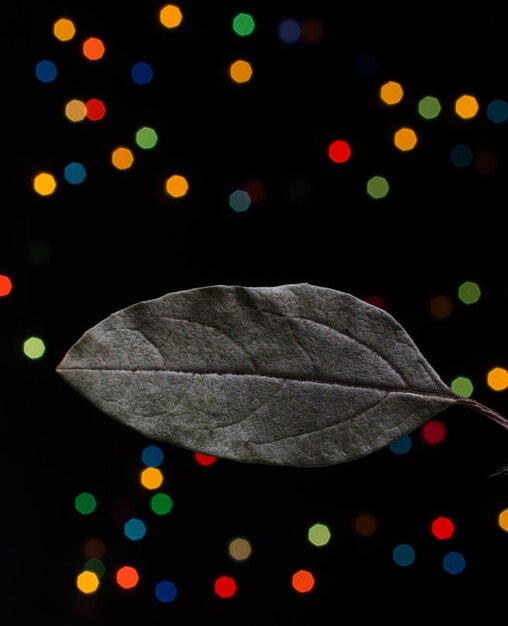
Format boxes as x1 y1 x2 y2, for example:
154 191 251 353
455 95 479 119
77 571 100 594
160 4 183 28
380 81 403 105
53 18 76 42
140 467 164 490
487 367 508 391
498 509 508 532
111 147 134 170
394 127 418 151
229 60 253 84
34 173 57 196
165 174 189 198
65 99 87 122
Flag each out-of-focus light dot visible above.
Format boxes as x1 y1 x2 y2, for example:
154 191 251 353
328 139 351 163
429 295 453 319
365 295 386 309
498 508 508 531
64 162 86 185
34 173 56 196
160 4 183 28
84 538 106 559
355 53 378 78
302 17 324 44
451 376 474 398
75 492 97 515
228 537 252 561
140 467 163 490
394 127 417 151
308 523 331 547
487 99 508 123
82 37 105 61
233 13 255 36
366 175 389 199
131 62 154 85
458 281 481 304
389 434 412 455
85 98 106 121
420 419 446 445
443 551 466 575
431 516 455 540
380 81 403 105
214 575 237 599
450 144 473 168
65 99 87 122
244 180 266 202
353 513 378 537
392 544 415 567
195 452 217 466
84 558 105 578
23 336 46 359
155 580 177 603
418 96 441 119
112 147 134 170
116 566 139 590
487 367 508 391
35 60 57 83
455 95 479 119
165 174 188 198
0 275 13 297
124 518 146 541
150 493 173 515
229 190 251 212
229 59 253 84
142 445 164 467
77 571 99 594
135 126 158 149
53 18 76 42
278 19 302 44
291 570 315 593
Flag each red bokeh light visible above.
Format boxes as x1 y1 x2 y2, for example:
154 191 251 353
194 452 217 466
420 419 447 445
328 139 351 163
214 575 237 599
85 98 106 121
431 516 455 540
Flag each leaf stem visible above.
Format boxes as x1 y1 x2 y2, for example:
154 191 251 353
458 397 508 432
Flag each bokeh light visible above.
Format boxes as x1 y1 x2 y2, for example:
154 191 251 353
498 508 508 531
233 13 255 36
160 4 183 28
301 17 324 44
244 180 266 202
135 126 158 149
229 60 253 84
116 566 139 589
165 174 188 197
487 367 508 391
53 18 76 42
131 62 154 85
85 98 106 121
140 467 163 490
112 147 134 170
229 190 251 212
418 96 441 119
35 60 57 83
442 551 466 574
228 537 252 561
366 176 389 199
214 575 237 599
142 445 164 467
355 53 378 78
124 518 146 541
487 99 508 123
450 144 473 168
431 516 455 540
23 336 46 359
365 295 386 309
0 275 13 297
33 172 56 196
458 281 481 304
75 492 97 515
389 434 412 455
82 37 105 61
29 241 51 263
328 139 351 163
353 513 378 537
64 162 86 185
155 580 177 603
291 569 315 593
455 94 479 119
84 538 106 559
420 419 447 445
150 493 173 515
451 376 474 398
278 19 302 44
84 558 105 578
392 543 415 567
380 81 403 105
308 523 331 547
76 571 99 594
65 99 87 122
429 295 453 319
394 127 417 151
195 452 217 466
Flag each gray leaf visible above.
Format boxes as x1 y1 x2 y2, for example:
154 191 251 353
56 283 467 466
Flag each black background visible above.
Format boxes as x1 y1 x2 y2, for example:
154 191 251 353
4 2 508 624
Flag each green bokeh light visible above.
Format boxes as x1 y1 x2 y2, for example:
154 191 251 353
451 376 474 398
23 336 46 359
150 492 173 515
308 523 331 547
366 176 389 199
458 281 481 304
135 126 158 150
233 13 255 36
85 558 106 578
418 96 441 120
75 492 97 515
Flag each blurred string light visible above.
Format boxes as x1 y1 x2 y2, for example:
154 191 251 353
214 575 237 599
442 551 466 574
228 537 252 561
244 180 266 202
450 144 473 168
116 566 139 589
112 147 134 170
140 467 164 489
84 538 106 559
291 569 315 593
150 492 173 515
498 508 508 531
229 190 251 212
353 513 378 537
232 13 255 36
35 60 57 83
394 127 417 151
124 518 147 541
355 53 378 78
23 336 46 359
82 37 105 61
135 126 158 149
85 98 106 121
458 281 481 304
420 419 446 445
84 558 105 578
53 17 76 41
142 445 164 467
389 434 412 455
366 175 389 199
278 19 302 44
487 99 508 123
131 62 154 85
76 570 100 594
195 452 217 466
418 96 441 120
392 543 415 567
431 516 455 540
429 295 453 319
165 174 188 197
155 580 177 603
455 94 479 119
308 523 331 547
75 492 97 515
65 99 87 122
487 367 508 391
160 4 183 28
33 172 57 196
380 81 403 105
450 376 474 398
229 59 253 84
301 17 324 44
328 139 351 163
0 274 12 297
64 162 86 184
